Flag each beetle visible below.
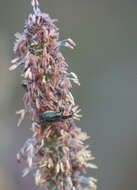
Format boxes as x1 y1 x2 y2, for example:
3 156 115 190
39 110 74 123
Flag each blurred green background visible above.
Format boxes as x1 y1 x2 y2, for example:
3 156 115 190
0 0 137 189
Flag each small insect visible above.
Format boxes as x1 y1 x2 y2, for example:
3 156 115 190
39 109 74 123
21 79 28 89
21 79 34 90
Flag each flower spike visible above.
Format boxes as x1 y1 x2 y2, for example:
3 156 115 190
9 0 97 189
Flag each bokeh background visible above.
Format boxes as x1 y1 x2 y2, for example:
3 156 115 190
0 0 137 189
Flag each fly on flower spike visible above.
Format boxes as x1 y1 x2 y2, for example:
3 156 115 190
9 0 97 189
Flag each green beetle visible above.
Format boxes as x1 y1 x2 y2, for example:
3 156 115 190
39 110 73 123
